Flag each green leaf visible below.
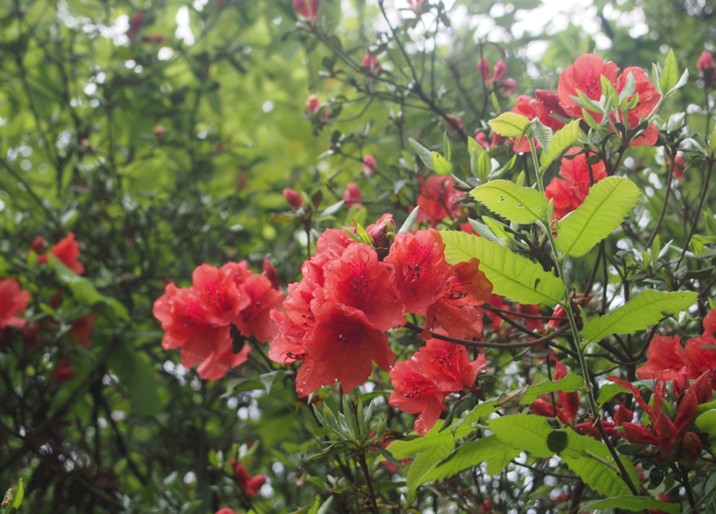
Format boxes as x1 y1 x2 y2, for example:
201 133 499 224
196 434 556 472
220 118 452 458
488 112 530 138
12 478 23 509
560 428 637 497
489 414 553 457
597 383 628 405
388 425 454 493
531 119 553 151
441 230 565 306
583 496 679 513
432 151 452 175
467 136 492 180
660 49 679 94
582 290 697 342
490 416 638 498
48 255 129 320
409 138 435 171
423 436 519 483
555 177 641 257
519 373 585 405
108 343 160 416
470 180 548 224
710 126 716 157
452 401 498 438
540 119 582 170
696 410 716 449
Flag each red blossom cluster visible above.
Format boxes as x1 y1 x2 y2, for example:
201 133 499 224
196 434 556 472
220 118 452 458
477 56 516 96
637 310 716 384
269 217 491 404
293 0 320 21
512 54 661 150
153 260 283 380
390 338 487 434
544 148 607 219
0 278 31 330
34 232 85 275
229 458 266 497
416 176 465 227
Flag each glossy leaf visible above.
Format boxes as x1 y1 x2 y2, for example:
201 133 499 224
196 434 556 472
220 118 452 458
441 230 565 306
470 180 548 224
540 119 582 170
555 177 641 257
582 290 697 342
488 112 530 137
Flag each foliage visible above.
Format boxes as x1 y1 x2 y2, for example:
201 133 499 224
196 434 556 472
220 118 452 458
1 0 716 513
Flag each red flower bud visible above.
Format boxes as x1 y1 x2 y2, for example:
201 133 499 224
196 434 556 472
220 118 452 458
697 51 714 75
305 94 321 113
293 0 320 21
342 183 362 208
362 154 377 176
283 188 303 208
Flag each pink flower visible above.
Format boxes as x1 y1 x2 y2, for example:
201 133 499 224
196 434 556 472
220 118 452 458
362 154 377 176
342 182 362 209
361 53 382 75
697 51 714 77
0 278 31 330
305 94 321 113
293 0 320 21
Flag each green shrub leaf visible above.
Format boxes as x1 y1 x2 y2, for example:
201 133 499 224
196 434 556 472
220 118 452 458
555 177 641 257
488 112 530 137
441 230 565 306
582 290 697 342
519 373 585 405
583 496 679 513
470 180 548 224
540 119 582 170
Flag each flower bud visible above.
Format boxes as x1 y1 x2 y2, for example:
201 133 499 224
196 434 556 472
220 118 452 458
293 0 320 21
283 188 303 208
362 154 377 176
305 94 320 113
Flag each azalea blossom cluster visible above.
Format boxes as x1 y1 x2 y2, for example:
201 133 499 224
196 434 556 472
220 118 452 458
531 312 716 460
268 216 491 427
545 148 607 219
512 53 661 149
153 260 283 380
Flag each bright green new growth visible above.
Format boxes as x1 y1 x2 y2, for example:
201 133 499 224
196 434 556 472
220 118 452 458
555 176 641 257
470 180 548 224
441 230 565 306
582 290 698 342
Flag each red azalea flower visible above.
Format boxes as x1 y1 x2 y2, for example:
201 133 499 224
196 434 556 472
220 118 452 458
697 51 715 87
684 310 716 380
293 0 319 21
52 357 78 382
295 302 395 396
511 90 567 152
516 304 544 332
444 115 463 134
416 176 465 227
301 228 355 286
70 315 96 347
415 338 487 392
671 154 685 181
531 360 579 426
545 149 607 220
321 243 405 331
424 259 492 340
557 54 619 119
0 278 31 329
215 509 236 514
389 359 446 435
268 280 315 365
636 335 688 381
153 263 263 380
38 233 84 275
229 459 267 497
385 229 451 316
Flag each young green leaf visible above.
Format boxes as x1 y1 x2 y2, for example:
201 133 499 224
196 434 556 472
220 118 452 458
423 436 520 483
582 290 697 342
409 138 435 171
488 112 530 137
696 410 716 449
531 119 553 151
660 49 679 95
470 180 548 224
540 119 583 170
489 414 554 458
555 177 641 257
519 373 584 405
583 497 679 514
432 151 453 175
441 230 565 306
